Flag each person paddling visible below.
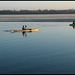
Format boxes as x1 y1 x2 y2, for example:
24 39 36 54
73 21 75 24
22 25 25 30
25 25 27 29
22 25 27 30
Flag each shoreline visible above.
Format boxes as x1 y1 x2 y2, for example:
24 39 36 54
0 14 75 19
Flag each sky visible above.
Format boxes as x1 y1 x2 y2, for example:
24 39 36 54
0 1 75 10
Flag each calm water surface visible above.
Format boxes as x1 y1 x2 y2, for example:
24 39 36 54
0 22 75 74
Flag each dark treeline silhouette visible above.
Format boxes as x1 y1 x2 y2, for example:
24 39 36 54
0 9 75 14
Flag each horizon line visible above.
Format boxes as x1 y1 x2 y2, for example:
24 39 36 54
0 8 75 11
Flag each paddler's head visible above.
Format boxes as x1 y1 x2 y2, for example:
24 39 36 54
23 25 25 27
25 25 27 27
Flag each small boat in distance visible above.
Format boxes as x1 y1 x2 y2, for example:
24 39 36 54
69 21 75 26
69 24 75 26
11 28 40 33
69 21 75 29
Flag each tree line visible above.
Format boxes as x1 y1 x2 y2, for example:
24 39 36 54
0 9 75 14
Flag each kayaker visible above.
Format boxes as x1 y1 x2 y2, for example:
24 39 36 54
22 25 25 30
73 21 75 24
25 25 27 29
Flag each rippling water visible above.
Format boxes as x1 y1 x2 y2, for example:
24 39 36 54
0 22 75 74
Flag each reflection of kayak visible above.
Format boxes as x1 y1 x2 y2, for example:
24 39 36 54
11 28 40 33
69 24 75 26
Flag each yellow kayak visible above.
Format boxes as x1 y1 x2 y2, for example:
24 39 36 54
11 28 40 33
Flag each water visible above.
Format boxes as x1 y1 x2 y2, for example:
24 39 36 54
0 18 75 22
0 22 75 74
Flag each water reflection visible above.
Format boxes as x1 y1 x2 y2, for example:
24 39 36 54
22 32 27 37
22 31 33 37
11 31 40 37
7 30 39 37
4 30 11 32
4 29 40 37
73 25 75 29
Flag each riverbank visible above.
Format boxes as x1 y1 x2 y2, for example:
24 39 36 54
0 14 75 19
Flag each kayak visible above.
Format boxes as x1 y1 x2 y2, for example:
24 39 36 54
69 24 75 26
11 28 40 33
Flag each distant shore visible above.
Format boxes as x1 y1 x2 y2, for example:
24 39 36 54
0 14 75 22
0 14 75 19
